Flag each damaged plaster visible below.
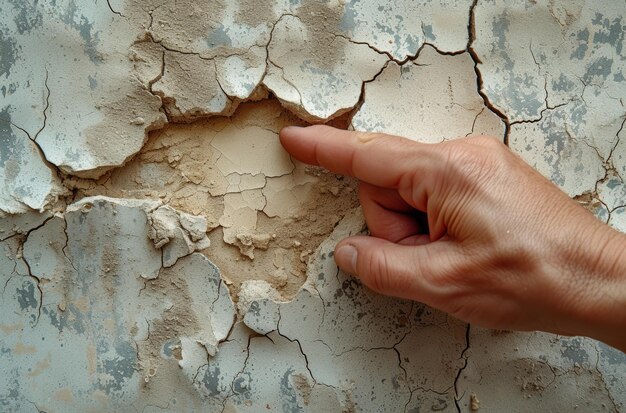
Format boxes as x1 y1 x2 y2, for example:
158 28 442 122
473 0 626 201
1 0 626 412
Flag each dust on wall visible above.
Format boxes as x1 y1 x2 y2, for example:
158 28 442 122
1 0 625 412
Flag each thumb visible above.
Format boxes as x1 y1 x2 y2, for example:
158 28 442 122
334 235 454 302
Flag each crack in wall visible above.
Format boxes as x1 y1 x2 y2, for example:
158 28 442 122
106 0 123 17
467 0 511 146
576 114 626 220
509 101 569 126
33 69 51 143
19 248 43 327
3 1 626 411
5 0 512 214
593 344 620 412
453 324 471 413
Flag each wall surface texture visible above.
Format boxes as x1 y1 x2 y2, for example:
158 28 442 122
1 0 625 412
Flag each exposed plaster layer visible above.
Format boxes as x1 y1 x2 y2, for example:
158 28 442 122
69 100 360 298
1 173 625 413
352 45 504 142
1 0 488 192
153 52 234 119
1 1 626 412
238 209 466 411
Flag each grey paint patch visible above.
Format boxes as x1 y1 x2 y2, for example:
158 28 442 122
6 0 43 34
561 338 589 364
591 14 624 55
2 1 626 411
99 341 138 393
206 24 233 48
42 304 87 334
570 28 589 59
15 280 38 310
422 23 436 41
0 107 19 168
551 73 577 93
340 0 359 32
0 31 18 77
62 0 102 64
491 13 510 51
88 75 97 90
598 342 626 366
583 56 614 83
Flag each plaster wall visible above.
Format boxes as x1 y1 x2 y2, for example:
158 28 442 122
1 1 625 412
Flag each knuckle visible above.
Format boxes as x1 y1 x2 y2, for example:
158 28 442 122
356 131 387 144
428 257 462 290
357 182 373 201
360 131 417 152
425 248 476 292
365 249 394 293
444 142 501 184
471 135 504 149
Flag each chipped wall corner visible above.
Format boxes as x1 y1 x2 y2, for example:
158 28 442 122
1 1 625 412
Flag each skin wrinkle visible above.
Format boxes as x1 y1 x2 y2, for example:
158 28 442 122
280 125 626 353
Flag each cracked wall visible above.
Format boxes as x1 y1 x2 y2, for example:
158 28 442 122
1 1 625 412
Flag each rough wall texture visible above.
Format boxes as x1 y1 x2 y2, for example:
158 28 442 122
1 1 625 412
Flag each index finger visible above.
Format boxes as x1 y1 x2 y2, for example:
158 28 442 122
279 125 442 189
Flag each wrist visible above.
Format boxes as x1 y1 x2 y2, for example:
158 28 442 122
565 222 626 351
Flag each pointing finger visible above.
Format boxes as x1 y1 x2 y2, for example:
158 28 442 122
279 125 444 190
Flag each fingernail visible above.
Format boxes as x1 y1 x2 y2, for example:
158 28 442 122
335 245 358 274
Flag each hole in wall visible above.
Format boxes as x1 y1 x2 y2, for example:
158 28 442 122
65 97 359 299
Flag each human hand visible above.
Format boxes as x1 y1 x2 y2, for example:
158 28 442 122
280 125 626 351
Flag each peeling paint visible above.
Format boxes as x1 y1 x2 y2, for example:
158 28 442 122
1 1 626 412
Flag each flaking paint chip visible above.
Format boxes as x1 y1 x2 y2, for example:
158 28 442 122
1 0 625 412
